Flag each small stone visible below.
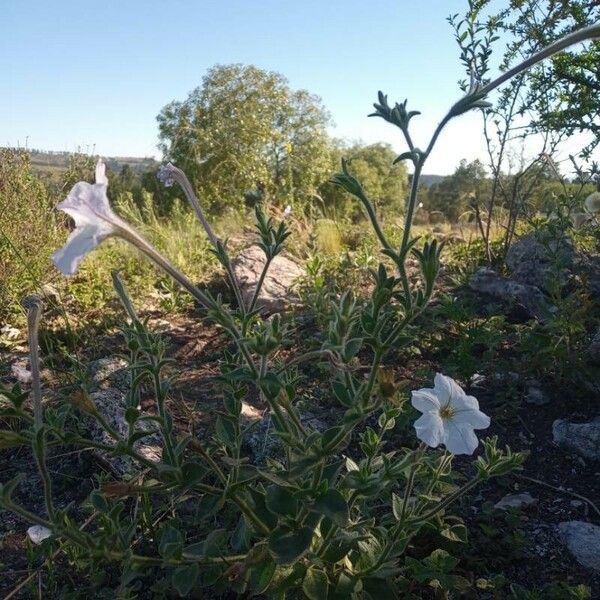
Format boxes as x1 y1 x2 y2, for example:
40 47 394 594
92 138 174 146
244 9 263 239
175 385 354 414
240 401 264 422
557 521 600 573
1 325 21 341
525 385 549 406
494 492 537 510
11 363 32 384
27 525 52 545
553 418 600 461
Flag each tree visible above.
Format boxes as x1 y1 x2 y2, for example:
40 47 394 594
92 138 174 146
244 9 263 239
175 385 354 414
157 64 333 212
500 0 600 158
320 142 408 222
449 0 598 261
426 159 489 222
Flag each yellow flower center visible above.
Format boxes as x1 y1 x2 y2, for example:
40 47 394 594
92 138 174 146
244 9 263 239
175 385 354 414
439 404 456 420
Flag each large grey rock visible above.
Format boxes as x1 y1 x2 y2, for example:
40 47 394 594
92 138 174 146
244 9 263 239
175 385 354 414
90 357 129 392
506 231 575 292
469 267 552 321
553 418 600 461
557 521 600 572
87 388 162 476
232 245 303 312
574 254 600 297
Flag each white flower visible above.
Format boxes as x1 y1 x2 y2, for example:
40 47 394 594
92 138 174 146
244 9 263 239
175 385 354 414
52 159 134 275
283 205 292 218
411 373 490 455
27 525 52 544
584 191 600 213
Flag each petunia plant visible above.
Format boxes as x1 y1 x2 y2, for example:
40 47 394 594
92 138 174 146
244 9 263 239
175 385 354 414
1 24 598 598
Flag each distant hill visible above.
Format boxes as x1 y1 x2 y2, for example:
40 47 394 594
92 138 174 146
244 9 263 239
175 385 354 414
419 174 446 187
7 149 159 175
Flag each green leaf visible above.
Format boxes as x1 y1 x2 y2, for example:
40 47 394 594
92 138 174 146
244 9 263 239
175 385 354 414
180 461 208 485
266 485 298 517
259 372 283 399
172 563 199 597
302 567 329 600
268 526 313 564
215 416 236 447
249 558 277 596
441 523 468 543
391 492 404 521
312 489 349 526
363 576 399 600
159 525 183 559
90 491 108 512
343 338 363 361
203 528 228 557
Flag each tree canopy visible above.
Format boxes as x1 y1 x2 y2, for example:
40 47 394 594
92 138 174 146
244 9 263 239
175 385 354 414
157 64 333 212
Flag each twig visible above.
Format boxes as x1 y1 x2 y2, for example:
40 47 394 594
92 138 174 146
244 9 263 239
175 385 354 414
516 473 600 518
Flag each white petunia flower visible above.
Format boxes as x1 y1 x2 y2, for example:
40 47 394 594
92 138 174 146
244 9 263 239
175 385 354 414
52 159 127 275
411 373 490 455
283 205 292 218
27 525 52 544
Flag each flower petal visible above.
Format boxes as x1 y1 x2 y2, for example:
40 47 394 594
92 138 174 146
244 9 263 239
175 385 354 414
414 413 445 448
57 182 115 226
449 392 480 412
433 373 463 404
443 421 480 455
411 389 440 414
95 158 108 186
452 407 490 429
52 224 113 276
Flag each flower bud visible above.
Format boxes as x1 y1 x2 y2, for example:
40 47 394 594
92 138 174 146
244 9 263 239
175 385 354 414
69 389 97 414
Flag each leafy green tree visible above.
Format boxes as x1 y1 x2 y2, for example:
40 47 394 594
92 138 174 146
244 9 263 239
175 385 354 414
157 64 333 212
321 142 408 222
426 159 489 222
499 0 600 157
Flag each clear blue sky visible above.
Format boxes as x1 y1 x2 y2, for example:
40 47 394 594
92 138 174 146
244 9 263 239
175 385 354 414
1 0 592 174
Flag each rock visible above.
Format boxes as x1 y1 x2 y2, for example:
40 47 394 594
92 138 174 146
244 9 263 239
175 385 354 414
231 245 304 312
244 410 328 463
11 363 32 384
240 401 264 422
506 231 575 292
494 492 537 510
469 267 552 321
574 253 600 297
40 283 61 305
557 521 600 573
525 383 549 406
0 325 21 342
553 418 600 461
87 388 162 476
89 357 129 392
